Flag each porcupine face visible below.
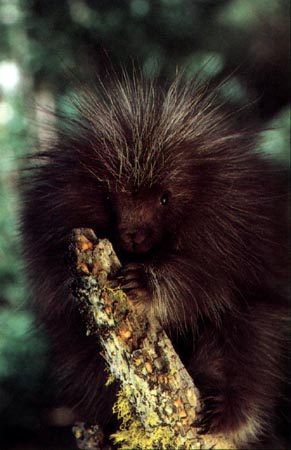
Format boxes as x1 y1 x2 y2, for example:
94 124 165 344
105 186 174 257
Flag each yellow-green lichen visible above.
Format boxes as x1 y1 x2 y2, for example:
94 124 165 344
74 429 82 439
105 373 116 386
104 287 131 312
110 389 178 449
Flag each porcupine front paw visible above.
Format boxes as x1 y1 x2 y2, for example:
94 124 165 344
117 262 151 302
194 387 261 447
106 262 152 316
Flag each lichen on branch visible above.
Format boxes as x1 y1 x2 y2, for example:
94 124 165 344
71 228 235 450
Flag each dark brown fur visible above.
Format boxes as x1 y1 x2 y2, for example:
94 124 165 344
21 75 290 448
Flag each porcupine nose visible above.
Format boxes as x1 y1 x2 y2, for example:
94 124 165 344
120 228 149 253
125 230 146 245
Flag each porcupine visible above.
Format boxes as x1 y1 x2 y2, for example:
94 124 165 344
21 74 290 448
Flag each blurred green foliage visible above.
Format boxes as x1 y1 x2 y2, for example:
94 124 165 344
0 0 289 447
259 106 291 163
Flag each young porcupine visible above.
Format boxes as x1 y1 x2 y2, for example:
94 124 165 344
21 74 290 448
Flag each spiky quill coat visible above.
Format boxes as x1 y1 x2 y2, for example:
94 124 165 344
21 75 290 449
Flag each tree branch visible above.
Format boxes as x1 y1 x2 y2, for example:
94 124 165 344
71 228 236 450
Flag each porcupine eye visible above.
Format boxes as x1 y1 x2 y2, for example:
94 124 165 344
103 192 113 209
104 192 111 203
160 191 170 206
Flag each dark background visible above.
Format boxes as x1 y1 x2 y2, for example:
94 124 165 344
0 0 289 449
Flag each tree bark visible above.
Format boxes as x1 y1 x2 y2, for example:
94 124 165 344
71 228 236 450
